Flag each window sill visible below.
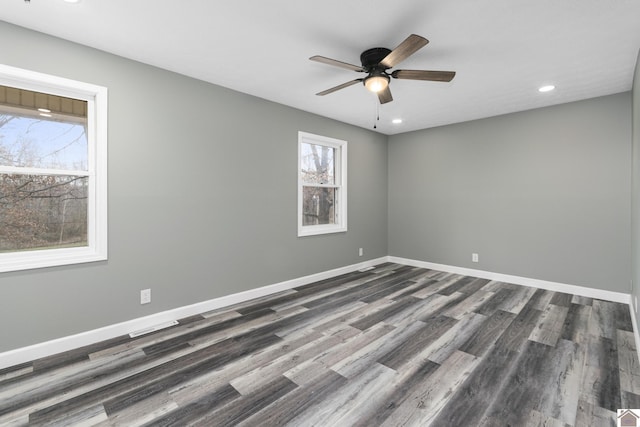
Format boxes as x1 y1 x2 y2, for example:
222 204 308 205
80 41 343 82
298 225 348 237
0 246 107 273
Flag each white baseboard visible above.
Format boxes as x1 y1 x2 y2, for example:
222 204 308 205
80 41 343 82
390 256 640 364
1 255 634 370
630 300 640 370
0 257 387 370
387 256 631 304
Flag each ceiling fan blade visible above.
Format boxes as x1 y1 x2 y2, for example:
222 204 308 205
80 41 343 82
380 34 429 69
316 79 362 96
377 86 393 104
310 55 364 72
392 69 456 82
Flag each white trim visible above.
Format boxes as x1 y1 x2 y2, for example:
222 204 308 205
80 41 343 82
0 256 386 370
629 302 640 370
0 166 90 176
0 64 108 273
388 256 631 304
1 254 635 370
297 131 348 237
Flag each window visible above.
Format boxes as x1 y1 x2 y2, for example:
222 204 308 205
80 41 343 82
298 131 347 236
0 64 107 272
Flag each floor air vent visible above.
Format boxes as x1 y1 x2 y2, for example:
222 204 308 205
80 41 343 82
129 320 179 338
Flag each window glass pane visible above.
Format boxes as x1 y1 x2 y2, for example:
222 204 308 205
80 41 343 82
0 174 88 252
302 186 336 226
0 113 87 171
300 142 335 185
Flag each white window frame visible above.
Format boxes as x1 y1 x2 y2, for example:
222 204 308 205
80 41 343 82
298 131 347 237
0 64 108 273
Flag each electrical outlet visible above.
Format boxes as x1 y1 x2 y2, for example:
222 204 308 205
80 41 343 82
472 253 479 263
359 248 363 257
140 289 151 305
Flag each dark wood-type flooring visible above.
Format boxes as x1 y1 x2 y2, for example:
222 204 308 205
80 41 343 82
1 263 638 426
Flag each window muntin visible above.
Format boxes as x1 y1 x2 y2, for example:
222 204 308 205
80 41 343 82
0 65 107 272
298 132 347 236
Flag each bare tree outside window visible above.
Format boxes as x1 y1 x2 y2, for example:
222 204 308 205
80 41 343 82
298 131 347 237
301 142 336 225
0 104 89 252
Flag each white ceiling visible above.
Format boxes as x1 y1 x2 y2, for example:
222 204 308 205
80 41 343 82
1 0 640 135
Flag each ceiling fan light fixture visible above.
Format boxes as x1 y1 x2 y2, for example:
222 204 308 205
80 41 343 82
364 74 390 93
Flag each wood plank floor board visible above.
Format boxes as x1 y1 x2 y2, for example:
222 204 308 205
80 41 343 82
456 277 491 295
268 272 396 313
483 339 582 426
0 263 636 426
437 275 477 295
428 345 521 426
560 303 592 343
359 280 419 303
618 330 640 395
473 287 517 316
442 288 495 320
458 309 517 357
287 323 396 384
410 274 466 299
377 315 458 370
535 339 585 425
575 400 616 427
331 320 427 379
283 363 397 426
571 294 593 306
166 328 325 407
492 302 544 353
349 296 424 331
418 291 473 322
550 291 574 308
379 350 479 426
229 325 358 395
383 292 459 326
528 303 570 347
621 390 640 412
141 308 276 356
580 335 622 412
184 376 296 427
300 267 426 310
350 359 441 427
96 391 179 427
235 270 377 316
28 331 283 424
310 297 396 332
388 278 439 300
236 369 348 427
422 312 487 364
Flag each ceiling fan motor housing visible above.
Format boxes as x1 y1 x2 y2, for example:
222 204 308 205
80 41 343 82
360 47 392 71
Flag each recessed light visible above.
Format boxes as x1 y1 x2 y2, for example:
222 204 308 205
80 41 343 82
538 85 555 93
64 0 80 3
392 118 403 124
37 108 51 113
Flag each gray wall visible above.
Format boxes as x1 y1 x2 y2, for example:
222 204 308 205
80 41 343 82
632 49 640 325
0 21 388 352
0 19 635 355
388 93 632 292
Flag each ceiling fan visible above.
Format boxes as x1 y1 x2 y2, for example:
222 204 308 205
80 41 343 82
310 34 455 104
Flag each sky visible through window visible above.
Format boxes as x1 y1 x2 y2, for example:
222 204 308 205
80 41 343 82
0 113 87 171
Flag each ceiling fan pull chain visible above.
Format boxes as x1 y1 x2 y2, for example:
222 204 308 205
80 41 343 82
373 97 378 129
